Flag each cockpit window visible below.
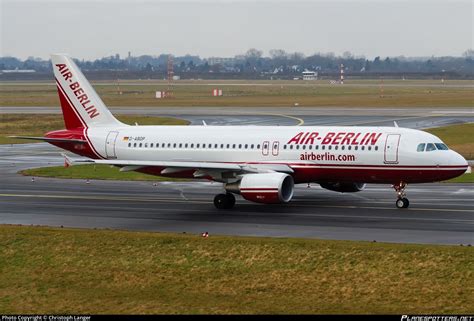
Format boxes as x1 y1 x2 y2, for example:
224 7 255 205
417 143 426 152
435 143 449 150
426 143 436 151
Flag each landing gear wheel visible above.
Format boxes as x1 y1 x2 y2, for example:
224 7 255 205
214 193 235 209
225 192 236 208
402 197 409 208
396 198 409 209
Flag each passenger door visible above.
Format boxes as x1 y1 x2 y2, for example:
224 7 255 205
384 134 400 164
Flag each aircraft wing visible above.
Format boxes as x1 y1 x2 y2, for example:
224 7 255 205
93 159 242 172
70 157 294 175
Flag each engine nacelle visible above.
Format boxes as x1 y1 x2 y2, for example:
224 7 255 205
226 173 294 204
320 182 366 193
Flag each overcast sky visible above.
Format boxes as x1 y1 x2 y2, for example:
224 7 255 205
1 0 472 60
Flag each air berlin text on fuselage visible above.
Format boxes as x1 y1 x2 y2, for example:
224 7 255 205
287 131 382 145
56 64 100 119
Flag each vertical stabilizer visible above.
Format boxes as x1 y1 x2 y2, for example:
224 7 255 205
51 54 123 129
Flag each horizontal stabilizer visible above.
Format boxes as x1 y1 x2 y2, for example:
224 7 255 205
9 136 87 144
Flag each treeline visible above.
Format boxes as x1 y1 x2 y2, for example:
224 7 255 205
1 49 473 79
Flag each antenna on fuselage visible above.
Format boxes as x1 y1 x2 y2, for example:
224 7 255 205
202 120 207 126
393 121 399 127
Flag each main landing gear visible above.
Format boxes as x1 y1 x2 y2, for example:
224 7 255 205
214 193 236 209
393 182 409 209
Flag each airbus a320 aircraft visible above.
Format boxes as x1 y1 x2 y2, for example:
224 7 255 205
16 55 469 209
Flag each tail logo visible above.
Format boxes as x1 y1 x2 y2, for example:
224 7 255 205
56 64 100 119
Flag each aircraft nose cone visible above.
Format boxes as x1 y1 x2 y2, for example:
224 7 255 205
450 151 469 171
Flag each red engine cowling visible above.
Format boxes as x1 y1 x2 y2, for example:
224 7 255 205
320 182 366 193
226 173 294 204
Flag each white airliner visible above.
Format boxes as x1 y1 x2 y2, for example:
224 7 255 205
16 54 469 209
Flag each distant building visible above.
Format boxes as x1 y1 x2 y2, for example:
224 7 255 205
302 70 317 80
207 57 235 66
1 68 36 73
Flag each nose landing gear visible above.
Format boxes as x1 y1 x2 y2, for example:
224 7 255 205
393 182 409 208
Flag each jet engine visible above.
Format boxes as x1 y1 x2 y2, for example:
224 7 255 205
226 173 294 204
320 182 366 193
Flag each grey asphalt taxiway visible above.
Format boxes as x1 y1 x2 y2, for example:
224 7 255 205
0 107 473 245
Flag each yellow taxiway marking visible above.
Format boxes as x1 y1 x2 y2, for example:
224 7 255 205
254 112 305 126
276 113 305 126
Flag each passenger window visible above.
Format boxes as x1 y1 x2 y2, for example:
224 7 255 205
226 144 230 148
173 143 176 148
417 143 425 152
335 146 338 150
290 145 293 150
150 143 153 148
348 146 351 150
221 144 224 148
257 144 261 149
245 144 248 149
251 144 254 149
375 146 378 151
162 143 165 148
191 143 194 148
128 143 131 147
355 146 358 151
435 143 448 150
426 143 436 151
139 143 142 148
232 144 236 148
315 145 319 150
361 146 365 151
185 143 188 148
215 144 218 148
296 145 299 150
341 146 345 150
322 145 325 150
302 145 306 150
328 146 332 150
179 143 182 148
